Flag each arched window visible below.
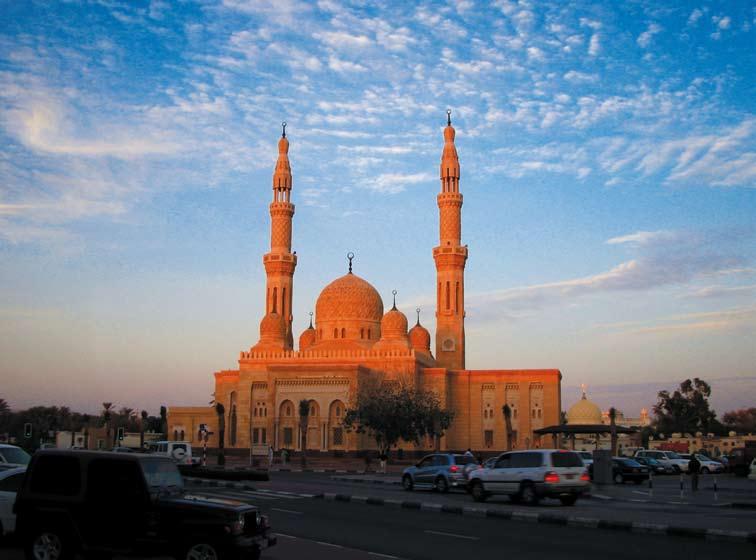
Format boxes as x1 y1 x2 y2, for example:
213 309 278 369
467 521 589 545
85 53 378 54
367 329 371 340
455 282 459 313
334 328 338 338
341 328 346 338
173 429 178 440
272 287 278 314
445 281 450 310
360 328 364 339
282 287 287 317
180 429 185 441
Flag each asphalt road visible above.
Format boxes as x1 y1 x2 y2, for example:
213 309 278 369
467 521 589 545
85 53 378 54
246 471 756 533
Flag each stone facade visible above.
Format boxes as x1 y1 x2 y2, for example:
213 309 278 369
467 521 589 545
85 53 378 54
169 116 562 453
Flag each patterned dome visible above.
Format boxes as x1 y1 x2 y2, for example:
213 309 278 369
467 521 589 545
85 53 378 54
567 392 603 425
409 322 431 351
299 326 316 351
315 273 384 324
260 312 285 338
381 307 408 338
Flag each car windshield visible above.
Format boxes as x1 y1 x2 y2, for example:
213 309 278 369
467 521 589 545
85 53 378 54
666 452 682 459
622 459 642 467
579 452 592 459
141 459 184 492
0 447 31 465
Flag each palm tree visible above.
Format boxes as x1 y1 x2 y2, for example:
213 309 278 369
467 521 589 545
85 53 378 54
140 410 148 449
82 414 90 449
215 403 226 466
502 404 514 451
102 402 114 447
299 400 309 468
159 406 167 437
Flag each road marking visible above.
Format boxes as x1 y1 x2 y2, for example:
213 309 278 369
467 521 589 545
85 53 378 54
276 533 297 539
271 507 303 515
316 541 343 548
632 490 650 496
369 553 400 559
424 530 479 541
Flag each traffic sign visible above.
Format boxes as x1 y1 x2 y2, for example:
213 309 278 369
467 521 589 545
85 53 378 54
24 423 32 438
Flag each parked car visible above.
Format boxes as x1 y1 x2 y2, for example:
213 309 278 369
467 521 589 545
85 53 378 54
0 444 31 469
14 450 276 560
467 449 590 506
634 450 688 473
634 456 672 474
611 457 649 484
112 446 134 453
0 467 26 536
402 453 478 492
748 459 756 481
692 454 725 474
146 441 199 465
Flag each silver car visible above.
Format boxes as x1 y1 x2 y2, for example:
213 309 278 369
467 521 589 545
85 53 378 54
467 449 590 506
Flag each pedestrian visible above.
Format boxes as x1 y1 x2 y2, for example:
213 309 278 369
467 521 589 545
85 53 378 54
379 451 388 474
268 445 274 468
464 448 474 458
689 454 701 491
281 448 288 465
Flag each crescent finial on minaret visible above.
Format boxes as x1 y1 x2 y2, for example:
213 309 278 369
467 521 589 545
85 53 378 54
447 109 452 126
282 121 287 138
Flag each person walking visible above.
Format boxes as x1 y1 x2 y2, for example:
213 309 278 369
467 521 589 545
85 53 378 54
379 451 388 474
689 454 701 491
268 445 274 468
464 448 474 458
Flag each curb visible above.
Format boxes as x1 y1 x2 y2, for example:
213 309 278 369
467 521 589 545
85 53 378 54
313 492 756 544
185 477 257 491
331 475 402 486
274 468 392 474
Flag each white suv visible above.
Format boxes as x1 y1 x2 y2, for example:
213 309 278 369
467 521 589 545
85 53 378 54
146 441 198 465
634 450 688 473
467 449 590 506
0 444 31 469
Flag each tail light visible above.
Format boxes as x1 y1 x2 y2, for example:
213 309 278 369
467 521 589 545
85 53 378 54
450 465 459 473
544 471 560 483
580 471 590 482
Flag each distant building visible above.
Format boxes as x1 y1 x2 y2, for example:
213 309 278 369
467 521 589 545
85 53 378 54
563 388 643 453
650 433 756 457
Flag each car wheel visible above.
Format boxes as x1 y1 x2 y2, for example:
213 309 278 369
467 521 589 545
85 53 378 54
25 529 73 560
402 475 414 491
559 495 577 506
520 483 540 506
614 473 624 484
471 481 488 502
183 542 222 560
435 476 449 493
701 467 709 474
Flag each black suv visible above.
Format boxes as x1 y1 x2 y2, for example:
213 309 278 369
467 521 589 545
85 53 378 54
14 450 276 560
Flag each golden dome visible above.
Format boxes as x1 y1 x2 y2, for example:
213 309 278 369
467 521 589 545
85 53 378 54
567 391 603 425
381 307 408 338
315 273 384 324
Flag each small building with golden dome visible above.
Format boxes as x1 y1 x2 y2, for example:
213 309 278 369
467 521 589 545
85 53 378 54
168 116 562 454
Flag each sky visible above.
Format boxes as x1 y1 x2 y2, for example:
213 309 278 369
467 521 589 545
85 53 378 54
0 0 754 417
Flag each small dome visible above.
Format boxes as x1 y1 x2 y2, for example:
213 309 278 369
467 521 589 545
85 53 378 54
567 391 603 425
409 323 431 351
315 273 384 324
260 312 285 339
299 326 316 351
381 307 408 338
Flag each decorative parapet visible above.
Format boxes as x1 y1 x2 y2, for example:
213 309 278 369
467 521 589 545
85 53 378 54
239 347 419 362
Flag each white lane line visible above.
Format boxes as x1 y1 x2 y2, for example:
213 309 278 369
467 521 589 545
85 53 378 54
369 553 400 559
271 507 304 515
276 533 297 539
632 490 651 496
424 530 479 541
316 541 343 548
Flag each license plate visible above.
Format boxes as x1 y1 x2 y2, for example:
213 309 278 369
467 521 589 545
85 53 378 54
565 474 575 479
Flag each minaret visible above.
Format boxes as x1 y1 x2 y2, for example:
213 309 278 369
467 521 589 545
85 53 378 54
262 122 297 349
434 110 467 369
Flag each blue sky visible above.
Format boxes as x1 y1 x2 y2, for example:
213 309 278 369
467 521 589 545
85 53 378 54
1 0 754 416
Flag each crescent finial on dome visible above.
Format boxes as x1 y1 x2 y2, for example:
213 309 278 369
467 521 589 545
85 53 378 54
308 311 313 329
391 289 397 310
416 307 421 325
347 252 354 274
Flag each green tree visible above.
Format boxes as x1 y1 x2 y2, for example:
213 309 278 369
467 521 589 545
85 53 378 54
722 408 756 434
102 402 114 445
343 379 454 456
653 378 717 435
299 400 309 468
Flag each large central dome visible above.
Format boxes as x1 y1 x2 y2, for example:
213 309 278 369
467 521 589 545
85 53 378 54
313 273 384 347
316 273 383 323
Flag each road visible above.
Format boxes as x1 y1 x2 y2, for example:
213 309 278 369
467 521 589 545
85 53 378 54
3 473 754 560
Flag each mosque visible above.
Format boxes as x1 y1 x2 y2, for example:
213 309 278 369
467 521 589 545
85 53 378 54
168 113 562 454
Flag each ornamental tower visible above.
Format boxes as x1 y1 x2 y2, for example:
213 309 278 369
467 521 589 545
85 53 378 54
434 110 467 369
260 122 297 349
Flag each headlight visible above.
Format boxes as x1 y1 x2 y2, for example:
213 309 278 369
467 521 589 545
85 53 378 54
229 514 245 535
